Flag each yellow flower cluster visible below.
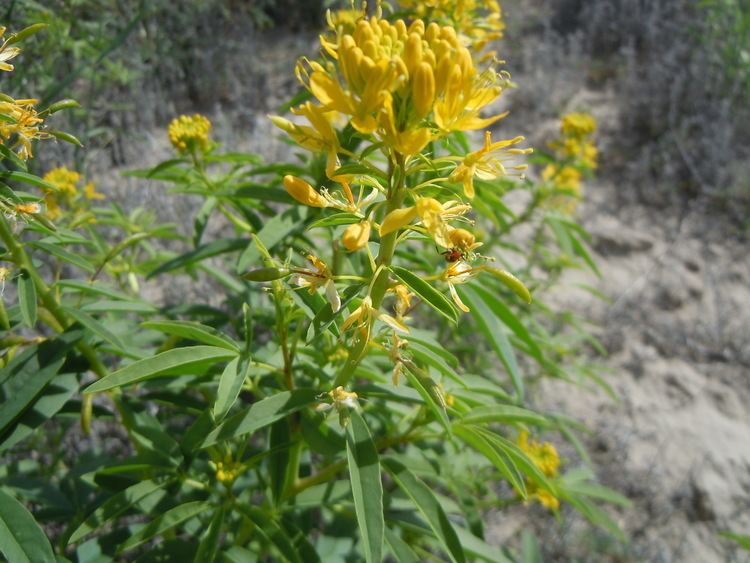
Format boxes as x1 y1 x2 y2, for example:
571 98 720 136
168 114 212 154
542 112 598 214
42 166 103 219
0 97 47 161
399 0 505 55
518 431 561 510
0 28 51 161
290 14 506 156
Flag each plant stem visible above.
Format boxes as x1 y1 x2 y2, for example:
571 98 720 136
333 153 406 387
0 215 108 378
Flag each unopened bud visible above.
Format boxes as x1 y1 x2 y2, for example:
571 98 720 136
283 175 329 208
342 221 371 251
412 62 435 118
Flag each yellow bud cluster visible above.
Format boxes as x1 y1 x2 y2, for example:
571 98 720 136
168 114 212 154
399 0 505 54
561 112 597 138
298 15 505 155
41 166 102 220
517 431 561 510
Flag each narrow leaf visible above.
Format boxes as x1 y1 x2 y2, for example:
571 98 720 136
17 269 37 328
382 458 465 563
346 410 384 563
391 266 458 324
141 320 240 353
84 346 237 393
0 489 55 563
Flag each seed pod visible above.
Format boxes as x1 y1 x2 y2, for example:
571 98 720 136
487 267 533 304
412 62 435 118
243 267 291 282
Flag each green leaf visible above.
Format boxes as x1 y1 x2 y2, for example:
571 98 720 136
199 389 318 449
0 373 78 452
457 286 523 401
453 424 526 497
84 346 237 393
117 501 209 554
236 207 309 272
236 506 302 563
148 238 247 278
63 306 126 351
720 531 750 551
382 458 465 563
56 280 134 301
81 300 158 314
0 171 58 191
403 364 451 433
391 266 458 324
5 23 48 45
268 418 293 505
307 213 362 230
141 320 240 353
461 405 549 427
384 528 420 563
0 489 56 563
195 507 225 563
346 410 384 563
30 241 96 274
68 479 171 544
0 329 82 434
213 357 249 421
17 269 37 328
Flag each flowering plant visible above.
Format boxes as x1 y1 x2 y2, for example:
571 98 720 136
0 6 628 562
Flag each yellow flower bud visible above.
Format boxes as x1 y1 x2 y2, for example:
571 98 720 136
404 32 423 74
412 62 435 118
283 175 329 208
448 228 475 250
380 206 418 237
342 221 371 251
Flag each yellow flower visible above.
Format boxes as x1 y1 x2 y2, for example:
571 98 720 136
442 261 478 312
83 182 105 201
341 295 409 337
293 16 507 155
0 98 47 160
0 27 22 72
168 114 211 154
283 175 329 208
542 164 582 193
561 138 598 169
341 221 371 251
399 0 505 54
290 254 341 312
392 284 413 319
271 102 341 178
561 112 597 137
449 131 530 198
14 202 41 215
517 431 561 510
43 166 81 199
380 197 470 248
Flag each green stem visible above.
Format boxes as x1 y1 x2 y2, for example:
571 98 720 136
334 154 406 387
0 215 108 379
